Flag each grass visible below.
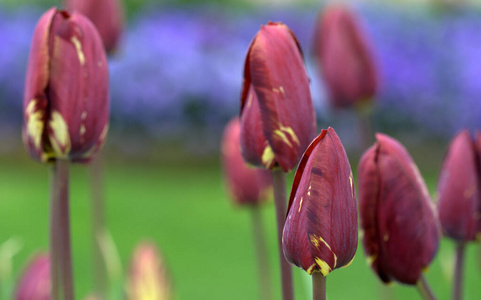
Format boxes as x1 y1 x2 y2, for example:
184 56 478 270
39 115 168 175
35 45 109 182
0 145 480 299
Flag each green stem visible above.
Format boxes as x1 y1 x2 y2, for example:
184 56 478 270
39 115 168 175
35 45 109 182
312 272 326 300
453 242 465 300
50 164 60 300
271 169 293 300
250 207 272 300
90 154 108 299
56 160 74 300
416 274 437 300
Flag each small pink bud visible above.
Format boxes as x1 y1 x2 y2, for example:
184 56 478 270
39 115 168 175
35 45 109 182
282 127 357 276
15 254 50 300
240 22 316 172
127 242 173 300
222 117 272 206
23 7 109 163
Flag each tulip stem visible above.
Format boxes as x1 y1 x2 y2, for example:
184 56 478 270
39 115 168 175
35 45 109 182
250 207 272 300
312 272 326 300
56 159 74 300
416 274 437 300
90 154 108 299
50 165 60 300
271 169 294 300
453 242 465 300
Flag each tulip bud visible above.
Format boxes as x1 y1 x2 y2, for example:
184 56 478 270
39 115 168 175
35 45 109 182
240 22 316 172
222 117 272 206
23 8 109 163
437 130 481 242
127 242 173 300
358 134 440 285
313 4 378 108
15 254 50 300
64 0 123 54
282 127 357 276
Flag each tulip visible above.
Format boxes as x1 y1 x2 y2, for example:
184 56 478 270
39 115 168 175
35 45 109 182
222 117 272 206
282 127 357 299
127 242 172 300
15 254 50 300
239 22 316 300
22 8 110 300
313 4 378 109
358 134 440 292
437 130 481 300
221 117 273 299
437 130 480 241
23 7 109 164
239 22 316 173
64 0 123 54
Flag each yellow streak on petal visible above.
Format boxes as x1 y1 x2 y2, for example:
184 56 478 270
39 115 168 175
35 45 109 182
81 111 87 120
383 233 389 242
80 125 86 136
314 257 332 276
279 86 285 94
49 111 71 157
349 171 354 198
306 263 317 275
298 197 304 212
71 36 85 65
273 129 293 148
247 93 253 108
261 145 275 167
366 254 377 265
26 100 44 150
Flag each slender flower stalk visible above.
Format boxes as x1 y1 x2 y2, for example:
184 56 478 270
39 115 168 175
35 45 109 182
50 166 60 300
416 274 437 300
272 170 293 300
453 242 465 300
312 273 326 300
250 207 272 300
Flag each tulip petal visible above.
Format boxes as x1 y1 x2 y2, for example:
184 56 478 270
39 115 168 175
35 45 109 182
222 118 272 206
283 128 357 275
242 22 316 172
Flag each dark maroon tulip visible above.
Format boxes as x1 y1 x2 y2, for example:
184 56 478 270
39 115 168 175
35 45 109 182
282 127 357 275
15 254 50 300
313 4 378 108
437 130 481 242
240 22 316 172
358 133 440 285
128 242 173 300
23 7 109 163
64 0 123 54
222 117 272 206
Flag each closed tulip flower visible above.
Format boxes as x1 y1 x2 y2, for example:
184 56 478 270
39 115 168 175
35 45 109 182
358 134 440 285
437 130 481 241
313 4 378 108
240 22 316 172
222 117 272 206
23 7 109 163
64 0 123 54
127 242 173 300
15 254 50 300
283 127 357 276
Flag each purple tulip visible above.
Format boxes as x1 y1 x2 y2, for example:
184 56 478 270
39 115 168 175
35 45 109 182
283 127 357 275
23 7 109 163
358 133 440 285
239 22 316 172
15 254 50 300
